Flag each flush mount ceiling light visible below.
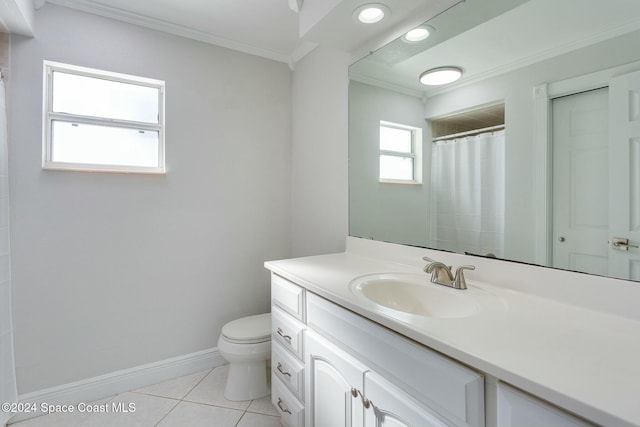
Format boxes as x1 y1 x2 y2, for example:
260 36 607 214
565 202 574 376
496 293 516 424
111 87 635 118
354 4 390 24
419 67 463 86
403 25 434 42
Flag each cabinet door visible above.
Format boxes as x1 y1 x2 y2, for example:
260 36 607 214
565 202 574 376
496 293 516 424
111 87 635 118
364 371 448 427
305 331 368 427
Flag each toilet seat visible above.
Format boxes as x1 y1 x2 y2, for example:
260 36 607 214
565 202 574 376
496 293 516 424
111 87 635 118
221 313 271 344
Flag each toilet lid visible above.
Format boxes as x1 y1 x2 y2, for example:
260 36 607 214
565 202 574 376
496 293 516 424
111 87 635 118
222 313 271 343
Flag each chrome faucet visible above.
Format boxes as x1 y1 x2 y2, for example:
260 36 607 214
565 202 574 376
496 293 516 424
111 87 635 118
422 257 475 290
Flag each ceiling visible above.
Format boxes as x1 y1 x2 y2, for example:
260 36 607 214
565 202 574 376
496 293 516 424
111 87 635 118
42 0 455 67
349 0 640 96
46 0 301 63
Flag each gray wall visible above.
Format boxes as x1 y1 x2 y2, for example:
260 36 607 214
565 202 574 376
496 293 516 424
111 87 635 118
9 4 292 394
291 46 350 257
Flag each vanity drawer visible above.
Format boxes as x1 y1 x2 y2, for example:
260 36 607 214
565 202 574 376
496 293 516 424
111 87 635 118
272 377 304 427
272 343 305 400
272 273 306 321
272 306 305 360
307 292 484 427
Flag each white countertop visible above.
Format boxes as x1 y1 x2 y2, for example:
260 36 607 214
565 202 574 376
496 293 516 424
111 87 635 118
265 241 640 427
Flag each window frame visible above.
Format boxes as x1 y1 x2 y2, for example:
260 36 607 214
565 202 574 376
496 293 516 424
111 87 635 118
379 120 422 184
42 60 166 174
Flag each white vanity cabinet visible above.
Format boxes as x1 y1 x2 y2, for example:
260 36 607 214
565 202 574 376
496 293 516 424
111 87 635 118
306 331 450 427
306 292 485 427
270 272 485 427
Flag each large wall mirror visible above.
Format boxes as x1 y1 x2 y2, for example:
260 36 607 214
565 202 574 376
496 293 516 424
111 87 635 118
349 0 640 281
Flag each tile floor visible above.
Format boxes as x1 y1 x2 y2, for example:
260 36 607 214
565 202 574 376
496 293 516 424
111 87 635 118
10 365 282 427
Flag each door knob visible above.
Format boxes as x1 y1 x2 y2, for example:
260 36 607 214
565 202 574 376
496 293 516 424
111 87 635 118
611 237 639 251
558 236 565 242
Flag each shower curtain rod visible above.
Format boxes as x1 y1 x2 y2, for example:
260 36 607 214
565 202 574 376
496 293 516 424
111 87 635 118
432 124 504 142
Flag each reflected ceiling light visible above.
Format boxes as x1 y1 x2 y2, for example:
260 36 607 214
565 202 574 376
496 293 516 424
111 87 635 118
419 67 463 86
354 4 390 24
288 0 303 13
403 25 433 42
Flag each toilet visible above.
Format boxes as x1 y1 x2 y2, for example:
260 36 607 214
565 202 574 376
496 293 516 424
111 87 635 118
217 313 271 401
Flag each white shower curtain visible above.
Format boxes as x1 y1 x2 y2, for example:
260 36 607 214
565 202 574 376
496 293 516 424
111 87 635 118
0 78 17 427
430 130 505 257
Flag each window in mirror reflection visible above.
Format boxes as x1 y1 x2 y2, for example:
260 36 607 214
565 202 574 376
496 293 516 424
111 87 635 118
379 121 422 183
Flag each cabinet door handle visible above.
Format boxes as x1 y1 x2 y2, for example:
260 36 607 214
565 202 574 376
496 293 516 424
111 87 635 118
277 397 292 415
276 362 291 377
350 388 372 409
276 327 292 342
362 396 371 409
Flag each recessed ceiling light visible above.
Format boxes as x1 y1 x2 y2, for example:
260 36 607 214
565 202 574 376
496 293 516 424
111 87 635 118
419 67 463 86
403 25 434 42
354 4 390 24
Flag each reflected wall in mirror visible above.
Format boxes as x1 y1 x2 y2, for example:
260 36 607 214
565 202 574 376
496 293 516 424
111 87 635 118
349 0 640 281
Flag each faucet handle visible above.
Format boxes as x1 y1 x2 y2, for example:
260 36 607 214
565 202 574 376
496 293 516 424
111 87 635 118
454 265 475 289
423 256 452 272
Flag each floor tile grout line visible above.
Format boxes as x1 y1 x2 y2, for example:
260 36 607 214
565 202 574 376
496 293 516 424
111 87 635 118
152 398 181 427
180 398 249 411
234 410 248 427
129 367 216 427
131 391 183 401
129 367 213 403
12 365 281 426
182 367 215 399
152 366 223 426
72 392 121 427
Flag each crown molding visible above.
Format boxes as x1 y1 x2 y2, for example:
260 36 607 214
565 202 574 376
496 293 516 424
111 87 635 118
0 0 35 36
348 73 425 98
46 0 297 64
289 41 319 70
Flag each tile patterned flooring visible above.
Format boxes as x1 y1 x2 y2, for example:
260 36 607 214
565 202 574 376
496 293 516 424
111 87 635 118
10 365 281 427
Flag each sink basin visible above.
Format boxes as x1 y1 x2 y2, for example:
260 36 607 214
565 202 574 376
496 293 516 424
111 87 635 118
349 273 481 320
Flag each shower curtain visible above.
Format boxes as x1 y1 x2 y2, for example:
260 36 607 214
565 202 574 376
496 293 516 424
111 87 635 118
0 77 17 427
430 130 505 257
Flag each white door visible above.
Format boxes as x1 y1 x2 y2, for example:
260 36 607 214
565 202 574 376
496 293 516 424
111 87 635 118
552 88 610 275
363 371 448 427
305 332 367 427
609 70 640 280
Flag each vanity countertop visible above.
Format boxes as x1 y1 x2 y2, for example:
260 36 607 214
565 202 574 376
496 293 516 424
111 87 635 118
265 244 640 427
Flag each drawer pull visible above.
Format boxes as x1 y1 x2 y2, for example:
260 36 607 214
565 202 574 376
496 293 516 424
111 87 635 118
276 362 292 377
277 397 292 415
276 327 292 342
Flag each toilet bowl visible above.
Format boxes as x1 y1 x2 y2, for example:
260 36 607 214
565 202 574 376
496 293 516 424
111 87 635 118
217 313 271 401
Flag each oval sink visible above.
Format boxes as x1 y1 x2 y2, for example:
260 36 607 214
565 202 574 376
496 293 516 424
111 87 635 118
349 273 481 320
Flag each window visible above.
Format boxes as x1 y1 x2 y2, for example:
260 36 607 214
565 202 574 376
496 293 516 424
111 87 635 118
379 121 422 183
43 61 165 173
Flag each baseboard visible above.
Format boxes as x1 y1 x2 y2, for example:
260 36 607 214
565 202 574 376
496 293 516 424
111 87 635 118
9 347 225 423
